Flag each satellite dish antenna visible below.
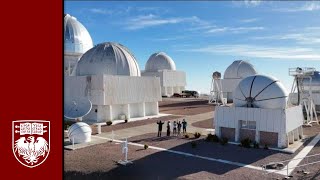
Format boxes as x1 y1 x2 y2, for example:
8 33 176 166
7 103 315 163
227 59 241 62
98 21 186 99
64 97 92 121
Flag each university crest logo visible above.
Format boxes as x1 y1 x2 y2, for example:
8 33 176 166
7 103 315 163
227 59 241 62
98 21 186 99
12 120 50 168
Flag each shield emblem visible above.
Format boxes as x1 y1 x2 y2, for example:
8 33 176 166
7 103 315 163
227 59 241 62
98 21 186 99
12 120 50 168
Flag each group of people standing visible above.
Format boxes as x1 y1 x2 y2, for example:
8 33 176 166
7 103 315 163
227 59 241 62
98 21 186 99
156 119 187 137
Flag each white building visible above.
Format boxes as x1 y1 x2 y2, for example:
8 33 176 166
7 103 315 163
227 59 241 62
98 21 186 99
142 52 186 97
64 14 93 76
214 75 303 148
65 42 162 123
216 60 257 102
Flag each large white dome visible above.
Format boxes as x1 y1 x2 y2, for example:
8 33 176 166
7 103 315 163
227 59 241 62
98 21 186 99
64 14 93 54
145 52 176 72
233 75 288 109
224 60 257 79
76 42 141 76
68 122 92 144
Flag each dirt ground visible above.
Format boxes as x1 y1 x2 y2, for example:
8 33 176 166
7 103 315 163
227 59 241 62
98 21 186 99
65 129 320 180
159 98 214 116
64 136 283 180
192 118 214 129
64 98 320 179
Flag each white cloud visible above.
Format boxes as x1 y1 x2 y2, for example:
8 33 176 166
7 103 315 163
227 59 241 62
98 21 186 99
89 8 113 15
150 36 187 41
274 2 320 12
125 14 202 30
244 0 262 7
206 26 264 34
178 44 320 61
252 27 320 45
233 0 262 7
240 18 259 23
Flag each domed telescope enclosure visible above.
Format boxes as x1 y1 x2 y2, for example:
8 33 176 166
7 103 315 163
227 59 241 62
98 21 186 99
76 42 141 77
233 75 288 109
142 52 186 97
65 42 162 123
214 60 258 103
214 74 304 148
64 14 93 76
68 122 92 144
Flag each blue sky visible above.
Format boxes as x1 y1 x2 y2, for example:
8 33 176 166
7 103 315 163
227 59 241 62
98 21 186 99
65 1 320 94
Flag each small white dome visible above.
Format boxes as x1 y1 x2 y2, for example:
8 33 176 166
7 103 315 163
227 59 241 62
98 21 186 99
68 122 92 144
145 52 176 72
64 14 93 54
224 60 257 79
233 75 288 109
76 42 141 76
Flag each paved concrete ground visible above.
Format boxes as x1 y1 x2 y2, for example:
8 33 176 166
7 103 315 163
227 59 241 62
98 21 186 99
65 111 213 150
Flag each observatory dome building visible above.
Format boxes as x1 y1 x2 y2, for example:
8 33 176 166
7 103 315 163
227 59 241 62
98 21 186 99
65 42 162 123
76 42 141 76
64 14 93 76
142 52 186 97
212 60 258 102
214 75 304 148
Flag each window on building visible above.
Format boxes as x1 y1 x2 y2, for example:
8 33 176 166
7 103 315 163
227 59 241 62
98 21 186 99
240 120 256 130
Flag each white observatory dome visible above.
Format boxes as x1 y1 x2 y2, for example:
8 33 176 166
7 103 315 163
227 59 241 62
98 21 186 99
145 52 176 72
76 42 141 76
64 14 93 54
224 60 257 79
233 75 288 109
302 71 320 92
68 122 92 144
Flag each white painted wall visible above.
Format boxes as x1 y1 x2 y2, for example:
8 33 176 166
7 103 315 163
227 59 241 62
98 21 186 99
65 75 161 122
214 106 303 148
145 102 159 116
286 105 304 132
142 70 186 97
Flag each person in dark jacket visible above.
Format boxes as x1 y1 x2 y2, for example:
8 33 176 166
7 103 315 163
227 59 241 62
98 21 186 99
182 119 187 134
177 121 182 136
167 121 171 136
156 120 164 137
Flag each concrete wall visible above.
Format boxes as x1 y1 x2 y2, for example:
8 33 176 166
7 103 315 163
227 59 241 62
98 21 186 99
65 75 161 122
145 102 159 116
65 75 162 105
142 70 186 97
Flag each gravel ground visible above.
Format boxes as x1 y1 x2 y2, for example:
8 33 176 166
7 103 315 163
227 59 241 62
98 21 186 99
64 99 320 179
192 118 214 129
65 130 320 180
159 99 214 116
64 140 283 180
